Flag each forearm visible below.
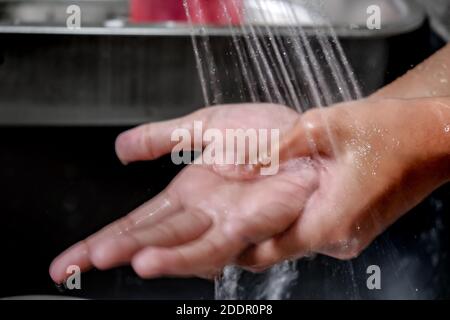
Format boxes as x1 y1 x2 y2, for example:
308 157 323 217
402 97 450 186
426 98 450 181
368 44 450 182
372 44 450 99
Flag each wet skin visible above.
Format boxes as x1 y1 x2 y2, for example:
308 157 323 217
50 45 450 282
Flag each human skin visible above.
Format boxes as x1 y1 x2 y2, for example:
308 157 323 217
239 44 450 268
238 97 450 269
49 45 450 283
372 44 450 99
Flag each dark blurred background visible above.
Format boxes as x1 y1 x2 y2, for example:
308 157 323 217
0 0 449 299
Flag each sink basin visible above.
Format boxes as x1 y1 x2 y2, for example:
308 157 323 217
0 0 128 26
0 0 427 125
0 0 424 37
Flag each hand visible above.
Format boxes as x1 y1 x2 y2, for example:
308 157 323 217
49 97 450 282
238 97 450 269
49 104 319 282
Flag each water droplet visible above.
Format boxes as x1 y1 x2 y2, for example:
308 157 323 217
55 282 66 293
444 125 450 133
440 78 448 84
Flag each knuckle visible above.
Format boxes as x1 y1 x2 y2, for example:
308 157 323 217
156 222 182 243
224 217 253 244
302 107 351 144
328 237 363 261
189 210 213 229
301 109 325 138
319 225 365 261
142 124 156 159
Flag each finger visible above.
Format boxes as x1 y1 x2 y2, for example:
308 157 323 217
279 119 319 160
236 223 309 269
88 191 181 244
131 228 246 278
227 169 317 244
49 241 91 284
226 203 299 245
211 163 260 181
49 191 180 284
255 110 330 173
279 109 336 160
88 210 212 270
115 108 215 164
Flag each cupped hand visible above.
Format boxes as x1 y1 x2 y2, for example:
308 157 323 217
49 104 319 283
238 97 450 269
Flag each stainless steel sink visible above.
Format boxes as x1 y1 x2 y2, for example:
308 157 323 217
0 0 424 37
0 0 426 125
0 0 128 26
245 0 425 37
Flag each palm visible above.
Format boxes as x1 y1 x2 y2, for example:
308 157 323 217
49 104 318 282
166 160 317 276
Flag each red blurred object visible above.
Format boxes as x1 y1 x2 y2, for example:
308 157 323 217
130 0 186 23
187 0 242 25
130 0 242 25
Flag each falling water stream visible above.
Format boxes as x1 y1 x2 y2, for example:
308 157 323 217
183 0 362 300
182 0 444 300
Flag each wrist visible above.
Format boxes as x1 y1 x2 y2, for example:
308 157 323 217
407 98 450 184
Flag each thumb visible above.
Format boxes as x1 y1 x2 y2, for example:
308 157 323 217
115 108 215 164
257 110 331 171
